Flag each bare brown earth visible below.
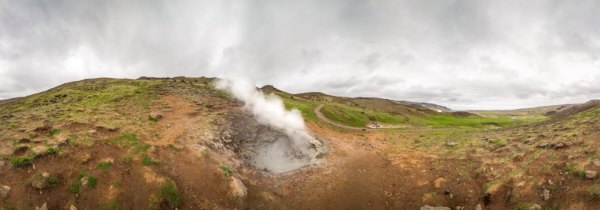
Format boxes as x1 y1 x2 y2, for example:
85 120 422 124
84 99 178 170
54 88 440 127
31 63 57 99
0 78 599 210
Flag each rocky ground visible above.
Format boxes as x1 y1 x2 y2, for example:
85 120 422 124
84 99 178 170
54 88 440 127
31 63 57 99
0 77 598 209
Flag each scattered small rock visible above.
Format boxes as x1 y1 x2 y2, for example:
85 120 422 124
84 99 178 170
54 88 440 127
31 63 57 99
81 176 89 187
0 185 10 199
36 203 48 210
529 204 542 210
585 170 597 179
229 176 247 199
87 129 97 135
537 143 548 148
31 172 54 190
516 181 526 187
434 177 446 188
69 205 78 210
149 111 163 121
420 206 451 210
543 189 550 201
446 141 457 146
553 142 567 149
593 159 600 167
101 157 115 163
475 204 482 210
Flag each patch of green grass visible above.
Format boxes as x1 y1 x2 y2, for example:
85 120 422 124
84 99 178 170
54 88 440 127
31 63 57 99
31 172 60 188
564 164 586 178
142 155 160 166
10 138 18 147
88 176 98 188
121 154 134 163
219 163 233 177
69 172 98 194
97 162 113 171
108 132 150 154
320 105 371 127
160 181 182 209
47 128 60 137
69 180 81 193
279 94 319 122
2 203 16 210
46 175 60 186
491 139 507 146
5 122 16 129
46 147 61 155
588 184 600 197
409 114 518 128
483 179 500 192
9 156 33 167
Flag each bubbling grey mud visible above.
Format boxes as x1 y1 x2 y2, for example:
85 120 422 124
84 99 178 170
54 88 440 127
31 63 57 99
216 78 325 173
226 113 324 173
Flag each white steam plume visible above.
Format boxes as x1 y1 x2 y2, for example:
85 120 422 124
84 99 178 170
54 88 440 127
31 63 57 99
216 77 322 173
216 77 308 137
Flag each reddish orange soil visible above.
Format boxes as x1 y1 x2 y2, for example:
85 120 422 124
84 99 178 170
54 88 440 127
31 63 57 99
1 93 599 210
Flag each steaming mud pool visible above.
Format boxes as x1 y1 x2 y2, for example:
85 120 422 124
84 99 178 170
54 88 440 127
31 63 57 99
222 113 325 173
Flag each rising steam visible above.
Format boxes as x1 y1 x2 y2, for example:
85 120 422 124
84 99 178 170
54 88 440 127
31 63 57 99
217 78 306 135
216 77 322 173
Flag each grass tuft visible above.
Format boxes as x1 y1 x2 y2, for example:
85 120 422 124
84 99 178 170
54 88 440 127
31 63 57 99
564 164 586 178
47 147 61 155
47 128 61 137
97 162 113 171
69 172 98 194
160 181 182 209
219 163 233 177
9 156 33 168
142 155 160 166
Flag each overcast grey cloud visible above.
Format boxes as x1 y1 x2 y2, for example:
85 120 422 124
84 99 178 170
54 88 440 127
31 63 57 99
1 0 600 109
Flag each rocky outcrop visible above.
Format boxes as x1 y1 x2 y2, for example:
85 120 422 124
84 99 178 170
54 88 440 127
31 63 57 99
0 185 10 199
420 206 451 210
229 176 247 199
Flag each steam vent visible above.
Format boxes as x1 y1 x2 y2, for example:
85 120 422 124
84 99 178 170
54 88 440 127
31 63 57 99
217 113 325 173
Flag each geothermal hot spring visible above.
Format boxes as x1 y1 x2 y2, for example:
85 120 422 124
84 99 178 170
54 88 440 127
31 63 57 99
228 113 324 173
217 78 325 173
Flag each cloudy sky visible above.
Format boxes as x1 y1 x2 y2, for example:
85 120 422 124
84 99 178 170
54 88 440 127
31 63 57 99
1 0 600 110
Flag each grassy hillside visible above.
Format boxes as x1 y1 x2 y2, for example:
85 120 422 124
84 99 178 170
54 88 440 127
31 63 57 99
0 77 223 165
272 90 545 129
